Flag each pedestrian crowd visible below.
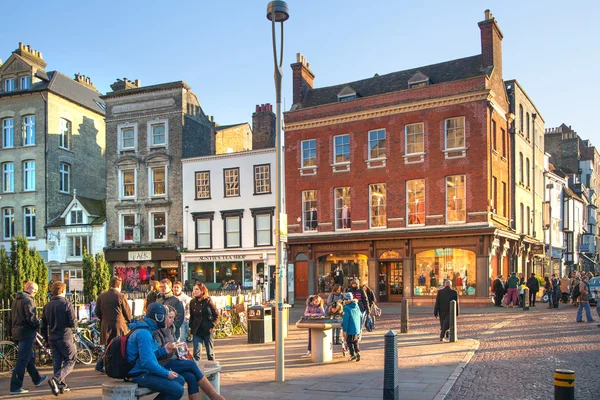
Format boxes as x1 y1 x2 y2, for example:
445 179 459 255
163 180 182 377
8 277 223 399
303 278 379 362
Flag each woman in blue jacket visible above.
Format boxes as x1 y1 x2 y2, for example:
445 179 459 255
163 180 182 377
342 292 362 361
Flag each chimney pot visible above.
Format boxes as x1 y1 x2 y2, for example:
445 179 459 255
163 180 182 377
485 9 492 20
19 42 23 49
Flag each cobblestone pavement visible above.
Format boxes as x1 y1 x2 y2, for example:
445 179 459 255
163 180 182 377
446 304 600 400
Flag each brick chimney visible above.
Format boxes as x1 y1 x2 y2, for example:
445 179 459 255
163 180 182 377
74 73 99 92
14 42 47 70
109 78 141 92
252 103 276 149
291 53 315 108
478 10 503 78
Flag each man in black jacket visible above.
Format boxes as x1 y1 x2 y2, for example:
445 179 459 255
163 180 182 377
526 272 540 307
41 281 77 395
492 275 505 307
434 280 459 342
10 281 48 395
158 279 185 338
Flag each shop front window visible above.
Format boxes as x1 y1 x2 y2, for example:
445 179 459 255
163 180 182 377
190 262 214 285
317 253 368 292
414 248 476 296
216 262 242 288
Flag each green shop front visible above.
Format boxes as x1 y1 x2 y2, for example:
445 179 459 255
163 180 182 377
182 251 275 293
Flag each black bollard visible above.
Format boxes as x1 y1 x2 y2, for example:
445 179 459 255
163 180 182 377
383 330 399 400
522 288 530 311
449 300 457 342
400 298 409 333
554 369 574 400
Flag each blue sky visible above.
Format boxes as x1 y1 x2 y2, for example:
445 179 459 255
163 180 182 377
2 0 598 144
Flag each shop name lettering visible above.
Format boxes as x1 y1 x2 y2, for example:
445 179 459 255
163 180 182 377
197 255 247 261
129 251 151 261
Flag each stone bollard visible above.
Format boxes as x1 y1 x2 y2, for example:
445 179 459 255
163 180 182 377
554 369 575 400
522 288 530 311
102 381 137 400
449 300 457 343
383 330 399 400
400 298 409 333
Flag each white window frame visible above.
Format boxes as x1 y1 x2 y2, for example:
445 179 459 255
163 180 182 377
254 164 271 194
147 119 168 148
368 129 386 160
405 123 424 155
196 217 212 249
407 179 425 226
302 190 318 232
24 206 35 238
444 116 465 150
4 78 15 92
195 171 210 199
117 123 137 152
59 118 71 150
67 236 90 259
3 208 14 240
119 169 137 199
23 160 35 191
369 183 386 228
2 163 14 193
150 211 167 242
224 168 240 197
255 213 272 246
446 175 466 224
225 216 241 248
23 116 35 145
70 210 83 224
19 76 30 90
59 163 70 193
334 187 351 231
120 213 138 242
149 165 167 197
333 134 350 164
301 139 317 168
2 118 14 148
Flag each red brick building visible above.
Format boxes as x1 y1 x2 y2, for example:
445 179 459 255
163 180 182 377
283 10 518 306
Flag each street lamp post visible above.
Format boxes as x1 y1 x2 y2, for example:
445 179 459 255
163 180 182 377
266 0 289 383
547 183 554 277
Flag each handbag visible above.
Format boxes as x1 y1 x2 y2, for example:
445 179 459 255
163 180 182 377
541 292 549 303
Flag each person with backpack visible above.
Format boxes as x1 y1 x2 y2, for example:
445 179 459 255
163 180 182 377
342 292 361 361
189 283 219 362
40 281 77 395
576 276 595 323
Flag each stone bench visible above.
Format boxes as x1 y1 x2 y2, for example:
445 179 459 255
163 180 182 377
102 360 221 400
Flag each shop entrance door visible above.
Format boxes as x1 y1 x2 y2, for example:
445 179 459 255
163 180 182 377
295 261 308 299
378 263 388 302
387 262 403 301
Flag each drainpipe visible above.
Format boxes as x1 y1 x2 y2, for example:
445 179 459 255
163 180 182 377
532 113 538 244
488 101 494 214
40 92 48 246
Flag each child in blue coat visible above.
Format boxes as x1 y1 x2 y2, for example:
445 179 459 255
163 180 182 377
342 292 362 361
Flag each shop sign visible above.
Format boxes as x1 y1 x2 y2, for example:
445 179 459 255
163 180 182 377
195 255 247 261
530 244 545 255
128 251 151 261
70 278 84 292
161 261 179 269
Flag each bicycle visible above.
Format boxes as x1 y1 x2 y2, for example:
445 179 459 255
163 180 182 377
233 303 248 334
214 308 233 338
0 340 18 373
34 332 53 365
74 325 103 362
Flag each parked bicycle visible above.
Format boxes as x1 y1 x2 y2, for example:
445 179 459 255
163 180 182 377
233 303 248 334
34 332 53 365
74 325 102 362
0 340 18 373
214 307 233 338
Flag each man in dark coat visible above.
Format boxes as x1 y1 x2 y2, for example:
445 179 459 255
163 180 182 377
41 281 77 395
434 280 459 342
492 275 505 307
158 279 185 338
526 272 540 307
10 281 48 394
94 276 132 373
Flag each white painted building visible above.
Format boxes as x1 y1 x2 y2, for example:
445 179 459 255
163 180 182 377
544 156 567 277
46 193 106 292
181 148 276 297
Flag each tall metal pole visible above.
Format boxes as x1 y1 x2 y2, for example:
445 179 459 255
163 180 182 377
267 1 289 383
548 183 554 278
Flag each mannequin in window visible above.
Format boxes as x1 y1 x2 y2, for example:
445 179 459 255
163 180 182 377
309 207 318 229
341 205 351 228
334 265 344 286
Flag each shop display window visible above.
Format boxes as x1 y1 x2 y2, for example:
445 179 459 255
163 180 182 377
317 253 368 292
414 248 476 296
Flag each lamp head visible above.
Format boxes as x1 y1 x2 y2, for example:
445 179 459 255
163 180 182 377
267 1 289 22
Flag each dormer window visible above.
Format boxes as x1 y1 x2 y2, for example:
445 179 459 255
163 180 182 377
408 71 430 89
19 76 30 90
70 210 83 224
337 85 358 102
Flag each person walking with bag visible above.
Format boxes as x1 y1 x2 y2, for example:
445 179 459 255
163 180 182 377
544 276 554 309
94 276 132 374
505 273 520 308
189 283 219 362
576 276 595 323
9 281 48 394
40 281 77 395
